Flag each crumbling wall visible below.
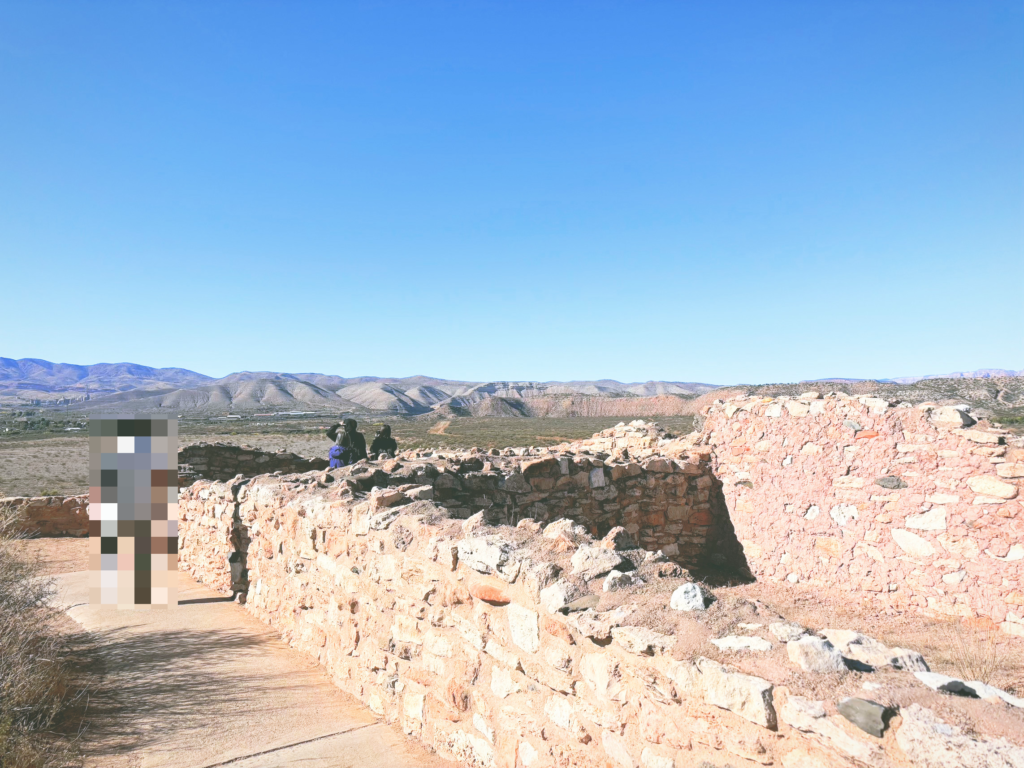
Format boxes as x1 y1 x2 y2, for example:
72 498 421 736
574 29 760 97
180 475 935 768
179 428 731 585
178 442 328 482
701 393 1024 636
1 494 89 536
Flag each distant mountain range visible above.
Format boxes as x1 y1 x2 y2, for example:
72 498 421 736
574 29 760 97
2 357 1021 416
887 369 1024 384
0 357 719 415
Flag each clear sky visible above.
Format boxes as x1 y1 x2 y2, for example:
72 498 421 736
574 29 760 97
1 1 1021 384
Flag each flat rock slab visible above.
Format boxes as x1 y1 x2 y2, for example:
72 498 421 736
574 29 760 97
838 697 892 738
53 570 451 768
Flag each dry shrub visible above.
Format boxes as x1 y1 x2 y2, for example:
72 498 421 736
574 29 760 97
942 621 1002 685
0 511 82 767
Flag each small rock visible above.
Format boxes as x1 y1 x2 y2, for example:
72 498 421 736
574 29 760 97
875 476 908 490
600 526 634 550
697 657 777 729
568 606 635 641
507 604 540 653
564 594 601 613
405 484 434 500
543 518 588 540
822 629 929 671
914 671 978 697
843 420 863 432
539 579 583 613
610 626 676 656
929 406 977 427
964 681 1024 709
711 635 773 652
782 695 885 765
769 622 807 642
838 697 892 738
640 747 675 768
462 511 487 534
603 569 644 592
469 580 511 605
457 537 521 582
670 582 713 611
787 636 846 673
571 545 628 580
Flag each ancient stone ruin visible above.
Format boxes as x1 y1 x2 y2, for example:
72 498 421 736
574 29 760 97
173 395 1024 768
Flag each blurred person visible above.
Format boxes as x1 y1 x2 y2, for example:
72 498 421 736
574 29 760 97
370 424 398 459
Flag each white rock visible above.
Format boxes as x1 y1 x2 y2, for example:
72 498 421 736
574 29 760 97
787 636 846 673
580 653 625 702
967 475 1018 500
601 730 636 768
670 582 712 611
603 569 644 592
491 666 521 699
457 537 520 580
829 504 859 526
914 671 975 695
640 747 675 768
892 528 936 559
822 629 928 671
404 484 434 500
611 626 676 655
781 695 885 766
964 681 1024 709
507 604 540 654
544 695 588 742
473 713 495 743
539 579 582 613
896 703 1024 768
568 606 635 641
518 741 539 767
906 507 948 531
696 657 777 729
930 406 976 427
710 635 772 652
543 518 588 540
570 545 627 580
769 622 807 642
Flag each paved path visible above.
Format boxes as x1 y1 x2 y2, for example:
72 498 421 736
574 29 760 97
55 570 454 768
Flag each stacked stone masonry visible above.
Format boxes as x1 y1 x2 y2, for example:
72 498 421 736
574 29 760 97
700 393 1024 637
1 494 89 536
178 464 1024 768
178 442 329 482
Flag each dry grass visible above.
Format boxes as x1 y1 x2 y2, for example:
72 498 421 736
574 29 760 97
942 622 1004 686
0 515 87 767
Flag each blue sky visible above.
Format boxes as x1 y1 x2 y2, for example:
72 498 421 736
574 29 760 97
1 1 1021 384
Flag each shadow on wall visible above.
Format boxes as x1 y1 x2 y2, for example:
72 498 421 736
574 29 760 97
697 475 753 587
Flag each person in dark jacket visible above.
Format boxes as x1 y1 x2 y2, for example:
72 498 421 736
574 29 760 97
369 424 398 459
341 417 368 461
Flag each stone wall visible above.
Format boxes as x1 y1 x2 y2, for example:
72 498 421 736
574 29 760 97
179 474 948 768
0 494 89 536
178 427 732 580
700 393 1024 636
178 442 328 482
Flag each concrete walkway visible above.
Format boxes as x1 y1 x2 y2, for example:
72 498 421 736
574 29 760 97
55 570 454 768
